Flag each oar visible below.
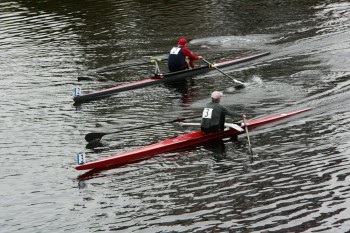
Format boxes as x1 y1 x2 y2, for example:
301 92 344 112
77 76 94 81
180 122 244 132
201 58 246 89
85 115 201 142
95 61 149 74
77 57 168 81
96 56 168 74
242 115 253 154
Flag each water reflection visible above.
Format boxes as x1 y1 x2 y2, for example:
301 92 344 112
163 78 197 104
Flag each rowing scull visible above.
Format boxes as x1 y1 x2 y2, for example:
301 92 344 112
76 108 311 171
73 52 270 103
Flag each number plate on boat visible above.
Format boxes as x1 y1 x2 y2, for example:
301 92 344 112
74 87 82 97
76 153 86 165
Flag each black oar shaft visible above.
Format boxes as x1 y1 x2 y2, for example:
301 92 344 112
97 57 168 74
201 58 245 86
96 62 148 73
85 115 201 142
108 115 201 134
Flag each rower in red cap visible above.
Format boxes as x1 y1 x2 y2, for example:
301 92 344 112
167 38 202 72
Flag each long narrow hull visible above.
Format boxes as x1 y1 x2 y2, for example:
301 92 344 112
76 108 310 170
73 52 270 103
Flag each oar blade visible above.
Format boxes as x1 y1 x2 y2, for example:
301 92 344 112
234 83 246 89
85 132 107 142
77 76 94 81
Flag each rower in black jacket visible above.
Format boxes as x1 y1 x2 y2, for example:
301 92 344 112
201 91 244 134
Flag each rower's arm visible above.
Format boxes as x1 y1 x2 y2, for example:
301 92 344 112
222 106 243 119
182 47 200 60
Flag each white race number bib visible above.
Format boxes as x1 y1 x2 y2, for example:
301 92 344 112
170 47 181 55
202 108 213 119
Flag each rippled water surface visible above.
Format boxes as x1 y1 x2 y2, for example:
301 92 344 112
1 0 350 232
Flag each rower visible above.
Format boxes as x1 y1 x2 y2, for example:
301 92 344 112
201 91 245 135
167 38 202 72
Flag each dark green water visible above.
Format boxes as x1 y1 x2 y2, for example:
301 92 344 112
1 0 350 232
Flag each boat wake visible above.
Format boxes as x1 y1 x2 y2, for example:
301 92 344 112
190 35 276 50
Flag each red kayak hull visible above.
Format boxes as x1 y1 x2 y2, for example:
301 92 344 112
76 108 311 170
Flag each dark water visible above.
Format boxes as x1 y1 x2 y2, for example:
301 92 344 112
1 0 350 232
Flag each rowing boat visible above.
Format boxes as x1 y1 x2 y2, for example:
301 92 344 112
76 108 311 171
73 52 270 103
76 108 310 170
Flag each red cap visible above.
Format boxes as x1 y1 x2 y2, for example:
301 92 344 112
178 38 187 46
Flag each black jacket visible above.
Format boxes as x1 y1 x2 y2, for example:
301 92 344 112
201 99 242 133
168 46 187 72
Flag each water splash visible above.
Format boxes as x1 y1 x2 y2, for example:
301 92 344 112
251 75 264 86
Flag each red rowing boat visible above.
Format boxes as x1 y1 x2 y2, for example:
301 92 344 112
76 108 311 171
